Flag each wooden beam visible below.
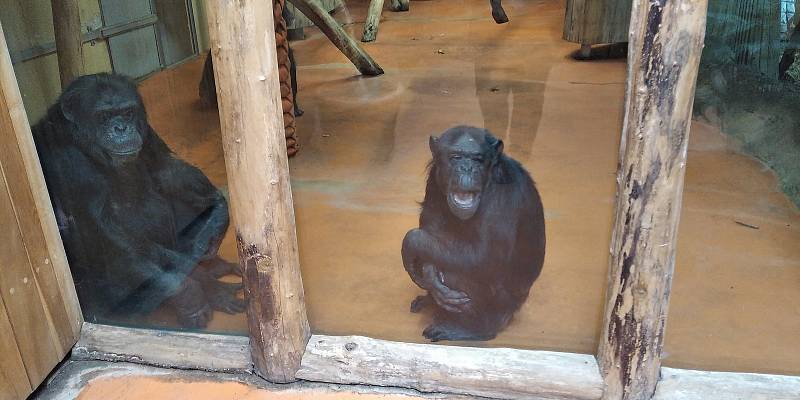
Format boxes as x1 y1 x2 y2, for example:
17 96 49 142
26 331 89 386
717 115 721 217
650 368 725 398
50 0 84 88
288 0 384 75
72 323 251 373
362 0 385 42
597 0 708 399
205 0 311 383
67 326 800 399
653 368 800 399
297 335 604 400
0 18 82 380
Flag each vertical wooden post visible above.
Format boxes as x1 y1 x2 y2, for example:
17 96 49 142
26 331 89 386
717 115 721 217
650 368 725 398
51 0 84 88
206 0 310 383
597 0 708 399
362 0 385 42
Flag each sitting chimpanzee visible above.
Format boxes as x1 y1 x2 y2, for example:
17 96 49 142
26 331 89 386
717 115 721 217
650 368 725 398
33 74 245 328
402 126 545 341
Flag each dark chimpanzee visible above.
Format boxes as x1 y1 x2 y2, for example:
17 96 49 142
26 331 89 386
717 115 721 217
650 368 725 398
401 126 545 342
33 74 246 328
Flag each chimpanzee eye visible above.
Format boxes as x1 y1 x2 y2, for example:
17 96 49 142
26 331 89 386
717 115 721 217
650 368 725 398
450 155 462 161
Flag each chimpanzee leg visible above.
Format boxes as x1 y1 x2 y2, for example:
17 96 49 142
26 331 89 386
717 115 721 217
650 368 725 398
489 0 509 24
410 293 434 313
423 305 513 342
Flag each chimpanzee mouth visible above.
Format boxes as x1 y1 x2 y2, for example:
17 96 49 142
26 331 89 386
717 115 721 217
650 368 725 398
448 191 481 220
110 149 140 156
450 190 481 209
452 192 477 207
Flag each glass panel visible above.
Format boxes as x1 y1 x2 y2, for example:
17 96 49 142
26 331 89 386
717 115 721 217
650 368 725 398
288 0 623 352
108 26 161 78
2 0 246 334
665 0 800 374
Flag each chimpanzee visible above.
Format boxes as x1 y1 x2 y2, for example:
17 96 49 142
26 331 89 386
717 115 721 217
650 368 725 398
32 74 245 328
401 126 545 342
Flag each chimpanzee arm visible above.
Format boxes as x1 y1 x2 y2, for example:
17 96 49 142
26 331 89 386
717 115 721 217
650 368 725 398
414 213 518 272
144 130 230 260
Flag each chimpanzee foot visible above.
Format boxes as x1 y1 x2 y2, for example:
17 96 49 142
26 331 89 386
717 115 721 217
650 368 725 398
423 322 496 342
204 258 242 278
410 294 433 313
205 280 247 314
294 105 304 117
177 303 213 328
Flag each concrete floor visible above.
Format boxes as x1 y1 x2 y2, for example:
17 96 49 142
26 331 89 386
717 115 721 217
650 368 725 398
133 0 799 376
35 361 469 400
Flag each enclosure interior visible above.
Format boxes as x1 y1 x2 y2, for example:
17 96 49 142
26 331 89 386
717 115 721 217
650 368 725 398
2 0 799 376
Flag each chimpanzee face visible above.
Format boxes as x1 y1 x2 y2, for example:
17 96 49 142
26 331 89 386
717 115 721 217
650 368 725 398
60 75 148 164
430 126 504 220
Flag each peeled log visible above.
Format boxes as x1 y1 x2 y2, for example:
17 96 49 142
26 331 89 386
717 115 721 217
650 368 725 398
597 0 708 399
362 0 385 42
206 0 310 382
288 0 384 75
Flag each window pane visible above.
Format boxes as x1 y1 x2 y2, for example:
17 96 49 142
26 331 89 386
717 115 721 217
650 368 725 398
665 0 800 375
289 0 622 352
2 0 247 335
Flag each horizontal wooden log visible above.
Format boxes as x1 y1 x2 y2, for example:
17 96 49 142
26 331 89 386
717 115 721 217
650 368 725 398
653 367 800 400
296 335 604 400
72 323 251 373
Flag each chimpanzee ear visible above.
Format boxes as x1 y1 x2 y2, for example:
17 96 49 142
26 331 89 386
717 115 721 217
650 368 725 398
429 135 439 154
485 134 504 157
59 90 80 123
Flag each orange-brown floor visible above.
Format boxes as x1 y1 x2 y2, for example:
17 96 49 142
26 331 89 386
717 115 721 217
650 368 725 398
35 361 469 400
136 0 799 375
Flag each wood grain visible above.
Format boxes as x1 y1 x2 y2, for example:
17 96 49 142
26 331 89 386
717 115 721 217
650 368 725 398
297 335 604 400
0 19 82 354
597 0 708 399
0 20 79 391
205 0 311 383
72 323 251 373
0 294 31 400
0 159 62 388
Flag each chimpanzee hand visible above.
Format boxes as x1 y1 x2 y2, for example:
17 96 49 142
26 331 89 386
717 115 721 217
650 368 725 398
422 264 471 313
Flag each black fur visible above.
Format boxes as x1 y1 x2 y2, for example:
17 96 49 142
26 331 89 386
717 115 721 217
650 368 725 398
402 126 545 341
33 74 245 328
